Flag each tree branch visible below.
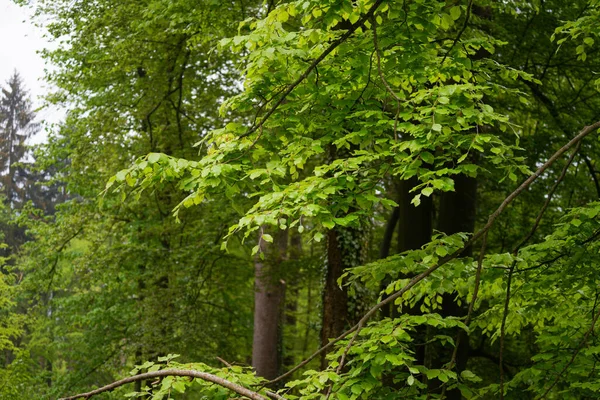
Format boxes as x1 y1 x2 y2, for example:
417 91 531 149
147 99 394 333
440 0 474 65
58 369 273 400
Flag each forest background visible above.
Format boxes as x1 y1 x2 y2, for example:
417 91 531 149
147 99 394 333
1 0 600 399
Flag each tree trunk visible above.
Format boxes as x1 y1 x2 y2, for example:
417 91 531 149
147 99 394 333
283 231 302 370
397 177 433 366
432 174 478 398
252 229 287 379
379 206 400 260
397 177 433 254
320 229 349 369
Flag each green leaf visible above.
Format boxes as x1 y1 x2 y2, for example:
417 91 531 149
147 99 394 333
148 153 161 163
450 6 461 20
420 151 435 164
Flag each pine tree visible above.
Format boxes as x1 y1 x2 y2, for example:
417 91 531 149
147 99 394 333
0 71 37 208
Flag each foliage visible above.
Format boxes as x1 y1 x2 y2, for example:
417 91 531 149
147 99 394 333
2 0 600 399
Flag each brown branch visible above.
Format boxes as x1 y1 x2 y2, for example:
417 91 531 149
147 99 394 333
239 0 385 139
263 326 357 386
513 140 582 254
267 120 600 385
333 120 600 374
46 225 85 292
58 369 272 400
216 356 233 367
371 14 402 141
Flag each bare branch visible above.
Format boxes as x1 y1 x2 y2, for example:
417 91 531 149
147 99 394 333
58 368 271 400
440 0 474 65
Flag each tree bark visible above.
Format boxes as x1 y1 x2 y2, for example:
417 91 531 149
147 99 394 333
320 225 366 368
379 206 399 260
320 229 349 369
252 229 287 380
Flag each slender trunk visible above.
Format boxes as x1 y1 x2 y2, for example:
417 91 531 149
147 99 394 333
320 229 348 368
252 229 287 379
397 177 433 253
283 232 302 369
438 175 477 256
320 225 366 368
379 206 399 260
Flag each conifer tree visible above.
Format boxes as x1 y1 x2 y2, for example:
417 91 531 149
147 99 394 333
0 71 37 209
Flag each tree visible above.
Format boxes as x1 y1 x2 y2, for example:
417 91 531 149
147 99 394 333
0 71 36 208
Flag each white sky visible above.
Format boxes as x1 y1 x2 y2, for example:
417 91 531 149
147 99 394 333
0 0 62 144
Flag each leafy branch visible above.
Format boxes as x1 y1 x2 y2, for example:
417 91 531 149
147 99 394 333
499 140 583 399
239 0 385 139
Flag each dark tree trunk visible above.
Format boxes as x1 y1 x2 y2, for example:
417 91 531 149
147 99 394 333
432 174 478 399
252 229 287 380
379 206 400 260
397 177 433 365
283 232 302 369
320 224 366 368
380 178 433 320
320 228 349 369
438 174 477 256
397 177 433 254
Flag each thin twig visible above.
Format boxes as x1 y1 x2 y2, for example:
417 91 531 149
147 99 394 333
216 356 233 367
372 15 402 102
371 16 403 142
239 0 385 139
440 0 474 65
513 141 582 253
263 326 358 386
58 369 272 400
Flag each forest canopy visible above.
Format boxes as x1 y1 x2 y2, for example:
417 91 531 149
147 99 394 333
1 0 600 399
